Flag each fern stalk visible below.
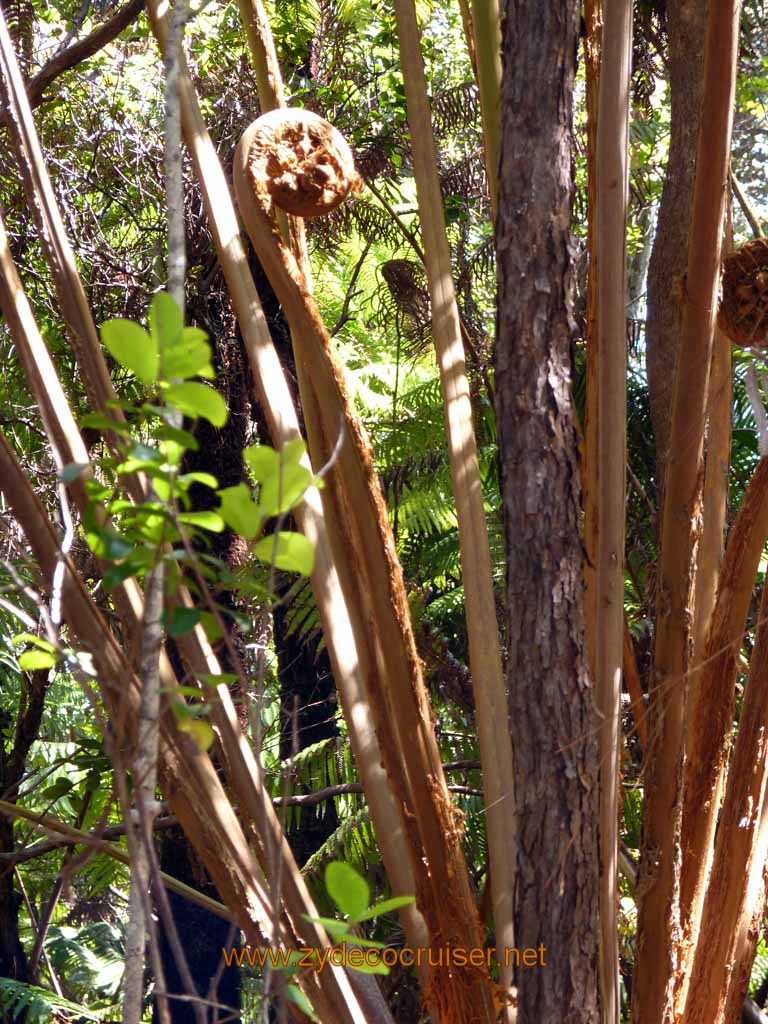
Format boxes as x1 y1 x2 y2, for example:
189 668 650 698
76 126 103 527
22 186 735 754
468 0 501 217
691 230 733 669
634 0 741 1015
685 575 768 1020
594 0 632 1016
233 0 431 963
392 0 516 1010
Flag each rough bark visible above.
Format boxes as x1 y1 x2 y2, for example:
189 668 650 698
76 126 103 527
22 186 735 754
495 0 601 1018
0 670 49 992
645 0 707 463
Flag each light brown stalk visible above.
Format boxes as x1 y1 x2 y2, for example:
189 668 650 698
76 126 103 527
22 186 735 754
623 620 647 749
684 578 768 1022
691 320 732 669
0 94 385 1014
582 0 602 683
467 0 500 215
594 0 631 1018
456 0 478 81
390 0 515 1009
233 141 497 1020
233 0 428 958
676 457 768 1012
633 1 740 1018
2 0 419 993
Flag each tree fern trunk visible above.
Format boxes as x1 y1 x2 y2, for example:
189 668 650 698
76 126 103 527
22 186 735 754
495 0 601 1018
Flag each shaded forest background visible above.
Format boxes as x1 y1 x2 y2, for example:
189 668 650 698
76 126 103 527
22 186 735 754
1 0 768 1020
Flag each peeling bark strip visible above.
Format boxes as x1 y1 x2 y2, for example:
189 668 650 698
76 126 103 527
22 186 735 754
495 0 601 1020
685 577 768 1022
679 457 768 968
233 143 497 1021
644 0 707 463
635 0 740 1016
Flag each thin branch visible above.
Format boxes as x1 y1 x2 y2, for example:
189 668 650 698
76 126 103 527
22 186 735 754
272 781 483 807
0 814 177 865
330 242 371 336
0 799 232 920
26 0 145 109
14 867 63 997
731 169 764 240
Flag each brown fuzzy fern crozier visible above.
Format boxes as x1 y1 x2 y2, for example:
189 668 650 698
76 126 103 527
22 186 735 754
240 108 363 219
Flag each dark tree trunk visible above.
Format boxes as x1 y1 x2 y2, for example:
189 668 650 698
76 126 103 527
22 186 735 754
274 589 339 868
0 815 28 990
495 0 601 1020
645 0 707 462
0 671 49 1016
0 712 28 992
156 830 241 1024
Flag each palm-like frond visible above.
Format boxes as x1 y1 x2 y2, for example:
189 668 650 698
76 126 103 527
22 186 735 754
0 978 118 1023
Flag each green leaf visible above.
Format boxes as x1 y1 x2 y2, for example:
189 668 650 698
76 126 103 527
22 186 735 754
84 528 134 560
352 894 416 924
101 319 158 385
303 918 384 949
198 671 240 685
155 424 199 451
199 613 224 643
159 438 184 468
149 291 183 350
178 471 218 489
282 438 307 465
246 441 313 513
254 531 315 575
303 916 354 941
244 444 280 481
345 956 390 976
102 558 146 590
177 510 225 532
165 607 202 637
42 778 73 799
131 443 161 461
116 443 163 475
163 327 214 381
286 985 318 1021
325 861 370 920
165 382 228 427
176 717 215 752
18 649 57 670
153 477 171 501
13 633 56 652
79 412 132 436
259 462 313 516
217 483 261 539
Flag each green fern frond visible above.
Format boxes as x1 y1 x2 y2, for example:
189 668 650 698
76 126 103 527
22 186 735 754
302 806 376 880
0 978 116 1023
